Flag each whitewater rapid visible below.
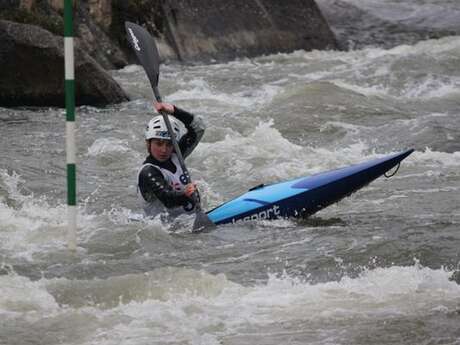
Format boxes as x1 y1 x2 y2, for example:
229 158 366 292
1 33 460 344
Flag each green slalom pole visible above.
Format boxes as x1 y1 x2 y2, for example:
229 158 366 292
65 0 77 251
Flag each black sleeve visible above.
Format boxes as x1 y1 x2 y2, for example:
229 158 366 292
173 106 205 159
138 165 191 208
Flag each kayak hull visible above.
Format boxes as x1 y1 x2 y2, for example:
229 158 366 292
207 149 414 225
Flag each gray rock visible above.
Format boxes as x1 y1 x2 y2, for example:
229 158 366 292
158 0 338 62
75 0 128 69
0 20 129 107
1 0 338 66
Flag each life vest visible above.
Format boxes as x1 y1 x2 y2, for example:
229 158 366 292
137 154 194 217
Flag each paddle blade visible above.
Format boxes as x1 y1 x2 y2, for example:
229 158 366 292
125 22 161 92
192 210 216 233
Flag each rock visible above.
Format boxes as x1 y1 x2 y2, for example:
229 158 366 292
0 20 129 107
88 0 112 30
157 0 338 62
0 0 339 107
111 0 338 62
19 0 35 11
0 0 64 36
110 0 174 60
75 0 128 69
2 0 338 65
0 0 128 69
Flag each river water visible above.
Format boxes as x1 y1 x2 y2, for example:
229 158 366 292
1 5 460 345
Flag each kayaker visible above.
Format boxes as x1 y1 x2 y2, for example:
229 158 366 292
137 102 205 217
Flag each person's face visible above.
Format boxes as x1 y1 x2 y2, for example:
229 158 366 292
147 139 174 162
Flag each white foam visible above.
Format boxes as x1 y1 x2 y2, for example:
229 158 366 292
412 148 460 167
117 64 143 74
0 245 458 344
280 36 460 100
0 273 59 316
0 170 100 259
330 79 389 97
197 120 306 195
87 138 130 156
1 263 455 344
320 120 364 134
167 78 281 110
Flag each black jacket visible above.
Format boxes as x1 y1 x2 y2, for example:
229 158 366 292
138 107 205 208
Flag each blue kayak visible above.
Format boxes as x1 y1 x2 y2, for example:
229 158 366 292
207 149 414 225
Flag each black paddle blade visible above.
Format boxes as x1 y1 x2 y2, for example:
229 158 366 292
191 192 215 232
125 22 161 94
192 210 216 233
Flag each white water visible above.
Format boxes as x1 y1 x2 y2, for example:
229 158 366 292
2 17 460 345
1 264 459 345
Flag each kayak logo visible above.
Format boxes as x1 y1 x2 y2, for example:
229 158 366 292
232 205 280 223
128 28 141 51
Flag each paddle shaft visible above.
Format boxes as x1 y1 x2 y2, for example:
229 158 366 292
153 87 192 186
153 87 203 211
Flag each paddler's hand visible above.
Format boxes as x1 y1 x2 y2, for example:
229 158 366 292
154 102 175 114
184 183 197 198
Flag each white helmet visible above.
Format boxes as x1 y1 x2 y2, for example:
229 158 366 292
145 115 187 141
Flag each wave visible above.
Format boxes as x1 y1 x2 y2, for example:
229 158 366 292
1 264 458 344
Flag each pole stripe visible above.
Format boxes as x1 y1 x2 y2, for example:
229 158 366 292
64 37 74 80
67 164 77 205
67 206 77 250
64 0 73 37
66 122 76 163
65 80 75 121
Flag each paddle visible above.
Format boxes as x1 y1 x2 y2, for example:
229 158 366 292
125 21 215 232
